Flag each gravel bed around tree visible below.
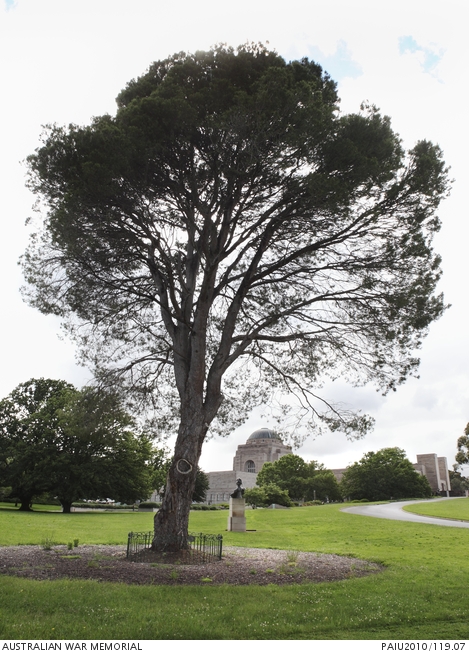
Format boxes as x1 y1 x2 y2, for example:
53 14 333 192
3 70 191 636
0 545 383 586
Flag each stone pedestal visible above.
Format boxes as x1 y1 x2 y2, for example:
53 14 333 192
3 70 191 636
227 496 246 532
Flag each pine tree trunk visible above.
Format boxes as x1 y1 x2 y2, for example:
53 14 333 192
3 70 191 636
152 407 206 551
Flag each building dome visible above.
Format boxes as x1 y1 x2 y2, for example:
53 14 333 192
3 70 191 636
247 427 282 442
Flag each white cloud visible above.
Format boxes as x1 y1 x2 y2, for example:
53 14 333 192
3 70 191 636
398 35 445 77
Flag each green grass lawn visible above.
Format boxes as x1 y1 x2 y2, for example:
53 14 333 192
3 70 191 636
0 503 468 640
403 497 469 521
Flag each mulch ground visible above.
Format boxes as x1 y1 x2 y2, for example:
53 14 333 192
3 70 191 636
0 545 383 586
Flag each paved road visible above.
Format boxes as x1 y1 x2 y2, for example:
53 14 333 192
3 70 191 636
342 497 469 528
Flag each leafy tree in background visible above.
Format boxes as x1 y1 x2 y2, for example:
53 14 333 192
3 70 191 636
454 425 469 495
258 483 292 507
256 453 340 501
455 423 469 466
304 471 342 502
244 486 267 508
0 379 155 512
23 44 449 549
256 454 311 500
192 467 210 503
51 387 155 511
0 378 74 510
340 447 432 501
449 467 469 496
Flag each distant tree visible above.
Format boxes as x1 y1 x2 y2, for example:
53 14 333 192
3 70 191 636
256 453 340 501
192 467 210 503
304 471 342 502
340 447 432 501
0 379 155 512
150 447 172 498
0 378 74 510
455 423 469 466
0 486 11 503
23 44 450 550
256 454 310 500
260 483 292 507
51 386 155 511
244 486 267 508
449 468 469 496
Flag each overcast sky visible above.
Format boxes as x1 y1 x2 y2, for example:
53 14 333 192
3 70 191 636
1 0 467 476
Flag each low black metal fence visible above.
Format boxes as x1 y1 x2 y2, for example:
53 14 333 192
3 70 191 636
126 531 153 560
127 531 223 563
187 532 223 562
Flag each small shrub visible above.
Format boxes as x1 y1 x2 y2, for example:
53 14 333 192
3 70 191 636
67 542 73 550
277 562 303 575
41 534 56 551
73 538 79 548
286 551 299 564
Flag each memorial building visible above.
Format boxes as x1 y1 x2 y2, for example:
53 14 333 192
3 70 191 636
206 427 292 503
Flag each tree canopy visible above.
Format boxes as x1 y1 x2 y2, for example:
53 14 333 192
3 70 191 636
0 378 73 510
0 379 155 511
449 467 469 496
455 423 469 466
256 453 341 501
340 447 432 501
22 44 449 549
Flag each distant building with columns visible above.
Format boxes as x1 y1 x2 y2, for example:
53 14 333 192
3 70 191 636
204 428 452 502
206 427 292 503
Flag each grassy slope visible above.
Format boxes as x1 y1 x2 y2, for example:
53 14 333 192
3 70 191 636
402 497 469 521
0 504 468 640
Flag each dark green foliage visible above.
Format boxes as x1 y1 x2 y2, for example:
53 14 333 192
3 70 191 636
23 45 450 441
192 467 210 503
0 379 155 512
256 453 341 501
449 468 469 496
259 483 292 507
51 386 155 510
244 486 268 508
0 378 74 510
256 454 311 501
455 423 469 466
304 471 343 502
340 447 433 501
